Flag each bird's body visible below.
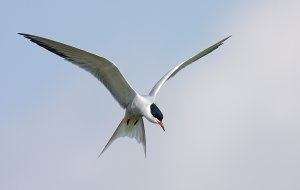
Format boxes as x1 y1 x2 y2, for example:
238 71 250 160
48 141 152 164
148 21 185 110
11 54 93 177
127 94 154 117
19 33 230 156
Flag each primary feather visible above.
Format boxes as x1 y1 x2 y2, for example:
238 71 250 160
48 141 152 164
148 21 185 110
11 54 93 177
149 35 231 97
18 33 136 108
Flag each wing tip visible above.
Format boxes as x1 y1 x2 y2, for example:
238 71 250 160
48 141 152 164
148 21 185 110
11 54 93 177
18 33 31 38
98 148 106 158
219 35 232 45
224 35 232 41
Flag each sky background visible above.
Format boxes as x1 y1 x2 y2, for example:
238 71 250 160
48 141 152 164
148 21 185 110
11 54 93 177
1 0 300 190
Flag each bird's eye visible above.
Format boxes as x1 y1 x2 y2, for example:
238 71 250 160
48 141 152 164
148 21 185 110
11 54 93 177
150 104 163 121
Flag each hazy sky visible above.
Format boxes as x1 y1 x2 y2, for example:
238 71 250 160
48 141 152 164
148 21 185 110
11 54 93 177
1 1 300 190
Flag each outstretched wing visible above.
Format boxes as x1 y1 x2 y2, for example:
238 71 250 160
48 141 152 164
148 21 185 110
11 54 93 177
99 116 146 157
19 33 137 108
149 36 231 97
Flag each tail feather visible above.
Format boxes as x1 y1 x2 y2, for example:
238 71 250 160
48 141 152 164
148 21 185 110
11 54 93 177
99 116 146 157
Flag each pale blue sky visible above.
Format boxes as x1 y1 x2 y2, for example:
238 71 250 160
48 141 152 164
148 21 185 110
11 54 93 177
1 1 300 190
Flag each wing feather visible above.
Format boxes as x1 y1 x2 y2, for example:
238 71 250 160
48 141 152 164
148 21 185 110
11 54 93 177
149 36 231 97
19 33 136 108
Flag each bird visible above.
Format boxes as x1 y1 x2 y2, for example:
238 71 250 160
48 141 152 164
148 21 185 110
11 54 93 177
19 33 231 156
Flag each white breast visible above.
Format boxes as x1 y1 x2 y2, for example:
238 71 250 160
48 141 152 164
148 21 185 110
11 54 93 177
126 95 154 117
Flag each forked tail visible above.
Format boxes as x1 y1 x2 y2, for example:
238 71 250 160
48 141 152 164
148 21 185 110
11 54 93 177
99 116 146 157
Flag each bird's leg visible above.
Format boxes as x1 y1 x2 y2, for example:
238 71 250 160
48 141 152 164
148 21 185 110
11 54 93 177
127 118 130 125
126 116 139 126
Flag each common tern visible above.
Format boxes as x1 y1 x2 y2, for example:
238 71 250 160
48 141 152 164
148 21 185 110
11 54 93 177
19 33 230 156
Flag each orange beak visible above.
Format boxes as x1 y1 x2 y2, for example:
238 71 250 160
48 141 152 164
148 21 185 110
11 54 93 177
157 120 165 131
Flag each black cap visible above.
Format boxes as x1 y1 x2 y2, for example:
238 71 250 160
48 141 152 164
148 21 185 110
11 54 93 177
150 104 163 121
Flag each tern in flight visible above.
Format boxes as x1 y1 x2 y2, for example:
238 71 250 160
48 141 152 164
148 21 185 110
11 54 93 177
19 33 230 156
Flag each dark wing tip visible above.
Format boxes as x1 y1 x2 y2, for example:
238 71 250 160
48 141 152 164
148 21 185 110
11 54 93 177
212 35 232 52
219 35 232 45
18 33 32 38
18 33 70 60
18 33 39 42
224 35 232 40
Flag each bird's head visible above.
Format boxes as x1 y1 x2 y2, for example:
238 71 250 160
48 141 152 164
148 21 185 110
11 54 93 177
149 103 164 131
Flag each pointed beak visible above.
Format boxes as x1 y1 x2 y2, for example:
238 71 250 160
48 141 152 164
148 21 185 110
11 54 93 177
157 120 165 131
